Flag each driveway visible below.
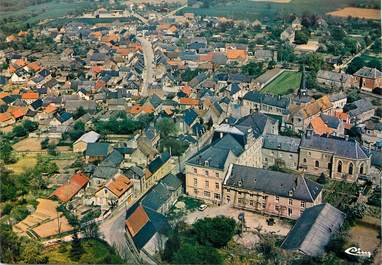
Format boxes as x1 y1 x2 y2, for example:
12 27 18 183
184 205 291 236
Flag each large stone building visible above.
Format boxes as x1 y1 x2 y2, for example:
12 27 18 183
223 164 323 219
353 67 382 92
262 134 301 170
299 131 371 182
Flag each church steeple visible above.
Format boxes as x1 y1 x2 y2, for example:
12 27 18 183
298 65 307 97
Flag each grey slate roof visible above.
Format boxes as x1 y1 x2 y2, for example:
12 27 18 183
235 112 277 138
300 135 369 160
354 67 382 79
263 134 301 153
93 166 119 180
224 164 322 202
320 114 340 129
281 203 345 256
243 91 290 109
85 142 110 157
348 99 375 118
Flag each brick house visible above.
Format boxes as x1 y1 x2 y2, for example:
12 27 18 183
223 164 322 220
353 67 382 92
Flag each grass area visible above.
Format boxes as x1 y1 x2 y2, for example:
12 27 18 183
261 71 302 95
359 54 382 65
44 239 124 264
180 0 380 20
6 155 37 175
166 195 203 222
322 180 359 210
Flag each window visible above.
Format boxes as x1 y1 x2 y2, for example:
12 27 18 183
104 189 108 194
205 180 209 188
288 208 292 216
226 195 231 202
194 189 198 195
360 163 364 175
315 161 319 168
276 196 279 202
337 161 342 173
214 193 220 199
301 201 305 208
249 200 254 206
303 158 307 163
215 172 219 178
204 191 210 197
262 203 266 209
205 170 209 176
289 154 293 158
288 199 293 205
215 182 219 189
308 152 311 157
193 178 197 186
275 205 279 211
238 198 244 204
349 163 353 175
193 168 197 173
265 157 268 162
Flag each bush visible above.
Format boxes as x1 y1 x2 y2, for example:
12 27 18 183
22 120 38 132
12 126 27 137
2 203 13 215
172 243 223 265
11 205 29 222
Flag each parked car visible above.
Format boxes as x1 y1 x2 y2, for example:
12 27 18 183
198 204 208 211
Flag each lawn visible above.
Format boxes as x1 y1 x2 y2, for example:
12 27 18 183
6 155 38 175
44 239 124 264
261 71 302 95
179 0 380 20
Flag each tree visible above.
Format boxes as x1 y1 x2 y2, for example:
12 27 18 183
22 120 38 132
193 216 236 248
156 118 177 138
241 61 264 77
0 167 17 202
163 228 180 261
366 58 382 71
294 30 309 44
0 139 13 164
73 106 86 120
70 231 84 261
172 244 223 265
40 138 49 149
318 173 327 184
302 53 323 73
81 221 99 239
331 27 346 41
12 125 27 137
346 57 365 74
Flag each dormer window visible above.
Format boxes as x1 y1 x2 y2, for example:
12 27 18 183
204 160 209 167
288 190 293 197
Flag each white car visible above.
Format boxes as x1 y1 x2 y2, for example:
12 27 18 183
198 204 208 211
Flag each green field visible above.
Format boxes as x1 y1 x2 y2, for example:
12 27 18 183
44 239 124 264
180 0 380 21
261 71 302 95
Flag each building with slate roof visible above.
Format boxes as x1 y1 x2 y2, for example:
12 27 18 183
316 70 353 90
242 91 290 119
144 152 174 192
353 67 382 92
348 99 376 124
73 131 100 153
299 131 371 182
85 142 111 163
141 173 182 214
125 203 170 256
262 134 301 170
223 164 323 219
281 203 345 256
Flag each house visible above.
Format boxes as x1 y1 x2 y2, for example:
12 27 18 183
0 112 15 127
281 203 345 256
50 172 89 203
262 134 301 170
316 70 353 89
242 91 290 119
299 131 371 182
347 99 376 124
144 152 174 191
362 120 382 146
21 92 39 104
329 92 347 111
280 27 295 43
353 67 382 92
85 142 111 163
94 174 134 211
141 174 182 214
309 114 344 136
123 165 145 195
223 164 323 219
73 131 101 153
125 204 170 256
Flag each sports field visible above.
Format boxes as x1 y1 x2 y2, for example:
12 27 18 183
261 71 302 95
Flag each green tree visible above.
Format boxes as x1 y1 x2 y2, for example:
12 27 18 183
19 239 48 264
172 243 223 265
163 228 180 261
241 61 264 77
12 125 27 137
366 58 382 71
22 120 38 132
70 231 84 261
346 57 365 74
0 139 13 164
73 106 86 120
156 118 177 138
331 27 346 41
302 53 323 72
40 138 49 149
0 166 17 201
294 30 309 44
193 216 236 248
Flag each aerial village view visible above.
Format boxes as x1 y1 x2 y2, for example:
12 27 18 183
0 0 381 264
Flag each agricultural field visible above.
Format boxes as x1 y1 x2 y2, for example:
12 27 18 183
261 71 301 95
327 7 380 20
180 0 380 20
6 155 38 175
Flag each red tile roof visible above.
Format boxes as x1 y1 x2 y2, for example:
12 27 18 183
105 175 133 198
0 112 13 123
179 97 199 106
51 172 89 203
21 92 39 100
125 206 149 237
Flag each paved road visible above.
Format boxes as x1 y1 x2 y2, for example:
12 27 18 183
336 42 375 71
137 37 154 96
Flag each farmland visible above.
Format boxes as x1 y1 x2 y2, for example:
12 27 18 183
327 7 380 20
261 71 301 95
180 0 381 20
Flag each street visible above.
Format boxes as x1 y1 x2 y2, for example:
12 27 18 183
137 36 154 96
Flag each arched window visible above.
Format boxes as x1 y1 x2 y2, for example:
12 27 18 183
337 161 342 173
303 158 307 163
360 163 364 175
349 163 353 175
315 161 319 168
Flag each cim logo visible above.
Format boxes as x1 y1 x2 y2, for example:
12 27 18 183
344 247 372 258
